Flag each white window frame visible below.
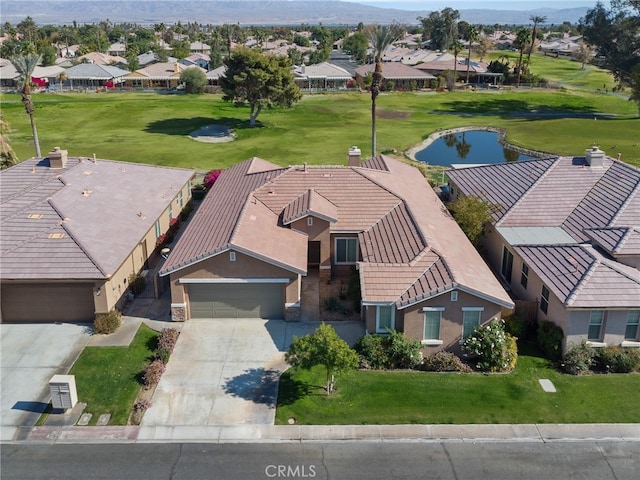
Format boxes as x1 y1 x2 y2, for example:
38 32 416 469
451 291 458 302
334 237 358 264
307 217 313 227
422 307 444 345
178 190 184 208
588 310 604 341
520 263 529 290
462 307 484 339
375 305 395 333
168 204 173 220
625 311 640 340
154 220 161 239
229 251 236 262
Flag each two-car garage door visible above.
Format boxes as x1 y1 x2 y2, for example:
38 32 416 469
188 283 284 319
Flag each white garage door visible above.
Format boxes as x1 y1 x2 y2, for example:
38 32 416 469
189 283 284 319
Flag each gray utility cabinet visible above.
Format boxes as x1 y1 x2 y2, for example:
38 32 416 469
49 375 78 410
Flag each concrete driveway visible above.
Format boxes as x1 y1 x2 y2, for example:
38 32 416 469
0 323 91 439
142 319 364 426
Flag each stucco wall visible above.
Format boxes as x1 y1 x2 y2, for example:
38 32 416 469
290 217 331 268
567 309 640 349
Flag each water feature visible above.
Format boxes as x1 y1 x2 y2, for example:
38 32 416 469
414 130 537 167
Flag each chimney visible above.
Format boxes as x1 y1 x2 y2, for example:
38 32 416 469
348 146 361 167
174 62 180 73
48 147 68 169
585 146 605 167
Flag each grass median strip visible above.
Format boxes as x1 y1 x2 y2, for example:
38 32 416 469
68 324 158 425
275 344 640 425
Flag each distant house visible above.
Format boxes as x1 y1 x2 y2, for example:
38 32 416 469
59 63 130 88
190 41 211 55
77 51 127 67
0 57 19 88
125 62 205 89
0 148 194 323
206 65 226 86
447 148 640 353
293 62 354 91
354 62 435 90
180 53 210 70
160 151 513 353
108 42 127 56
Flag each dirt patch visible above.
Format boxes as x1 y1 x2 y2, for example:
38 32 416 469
377 109 410 120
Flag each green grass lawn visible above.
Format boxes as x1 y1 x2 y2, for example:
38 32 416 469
67 324 158 425
275 344 640 425
2 87 638 172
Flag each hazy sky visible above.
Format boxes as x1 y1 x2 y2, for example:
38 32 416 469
356 0 608 9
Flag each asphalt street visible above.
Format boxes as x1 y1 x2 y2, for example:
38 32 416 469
2 441 639 480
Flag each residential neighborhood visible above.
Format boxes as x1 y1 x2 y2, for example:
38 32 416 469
0 1 639 474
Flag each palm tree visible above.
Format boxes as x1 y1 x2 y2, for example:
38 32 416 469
527 15 546 66
56 70 68 91
450 38 464 88
464 25 479 84
365 23 403 157
13 53 42 157
1 112 19 169
514 27 531 87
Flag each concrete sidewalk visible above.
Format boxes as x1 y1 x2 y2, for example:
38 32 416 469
7 423 639 444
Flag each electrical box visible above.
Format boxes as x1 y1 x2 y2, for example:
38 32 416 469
49 375 78 410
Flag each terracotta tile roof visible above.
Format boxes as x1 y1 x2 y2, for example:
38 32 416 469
163 155 513 310
585 227 640 256
447 158 557 222
1 156 193 280
516 245 640 308
282 189 338 225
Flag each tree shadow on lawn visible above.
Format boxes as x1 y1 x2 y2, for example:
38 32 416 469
275 371 325 407
145 117 263 136
435 98 596 117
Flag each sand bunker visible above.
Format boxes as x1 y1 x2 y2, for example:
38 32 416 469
189 124 236 143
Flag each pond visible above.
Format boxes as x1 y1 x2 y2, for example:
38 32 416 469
414 130 537 167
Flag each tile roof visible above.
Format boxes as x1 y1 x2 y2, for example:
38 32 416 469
294 62 353 79
1 155 193 280
355 62 435 80
584 227 640 256
516 245 640 308
64 63 130 79
162 155 512 310
282 189 338 225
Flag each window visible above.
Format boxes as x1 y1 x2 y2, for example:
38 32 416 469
540 286 550 314
154 220 161 239
451 291 458 302
588 310 604 341
501 246 513 282
307 217 313 227
229 251 236 262
168 204 173 220
625 311 639 340
178 190 184 208
520 264 529 289
462 308 483 338
376 305 395 333
335 237 358 264
423 308 444 344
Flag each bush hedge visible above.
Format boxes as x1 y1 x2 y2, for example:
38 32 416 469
142 360 166 388
537 320 564 360
462 320 518 372
355 330 422 370
94 310 122 334
420 352 471 372
594 346 640 373
562 342 595 375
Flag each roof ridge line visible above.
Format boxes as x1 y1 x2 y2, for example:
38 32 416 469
599 256 640 284
565 247 600 307
496 157 560 227
609 172 640 227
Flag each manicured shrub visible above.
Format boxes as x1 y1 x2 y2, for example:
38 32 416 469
462 320 518 372
142 359 166 388
155 346 171 365
128 273 146 297
94 310 122 334
354 334 388 370
180 199 194 221
537 320 564 360
133 398 152 412
503 314 527 340
420 352 471 372
157 328 180 353
386 329 423 369
595 346 640 373
562 342 595 375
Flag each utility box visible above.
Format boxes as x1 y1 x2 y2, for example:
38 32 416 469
49 375 78 410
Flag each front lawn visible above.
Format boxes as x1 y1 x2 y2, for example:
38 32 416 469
68 324 157 425
275 344 640 425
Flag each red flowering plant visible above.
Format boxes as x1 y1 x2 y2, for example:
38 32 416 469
155 233 167 248
203 169 222 190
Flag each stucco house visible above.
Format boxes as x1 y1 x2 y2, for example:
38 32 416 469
0 148 194 323
160 150 513 352
354 62 435 90
447 147 640 352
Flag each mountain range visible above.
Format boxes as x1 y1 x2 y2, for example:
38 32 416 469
2 1 592 26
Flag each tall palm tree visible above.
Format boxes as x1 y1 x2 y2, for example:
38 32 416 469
450 38 464 88
527 15 546 66
464 25 479 84
56 70 68 91
514 27 531 87
13 53 42 157
365 23 403 157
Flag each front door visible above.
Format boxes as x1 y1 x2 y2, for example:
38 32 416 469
308 241 321 266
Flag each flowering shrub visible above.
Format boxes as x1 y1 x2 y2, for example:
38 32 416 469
169 217 179 228
462 320 518 372
203 169 222 189
354 330 422 370
133 398 152 412
158 328 180 353
562 342 595 375
420 352 471 372
155 233 167 247
142 360 166 388
594 346 640 373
